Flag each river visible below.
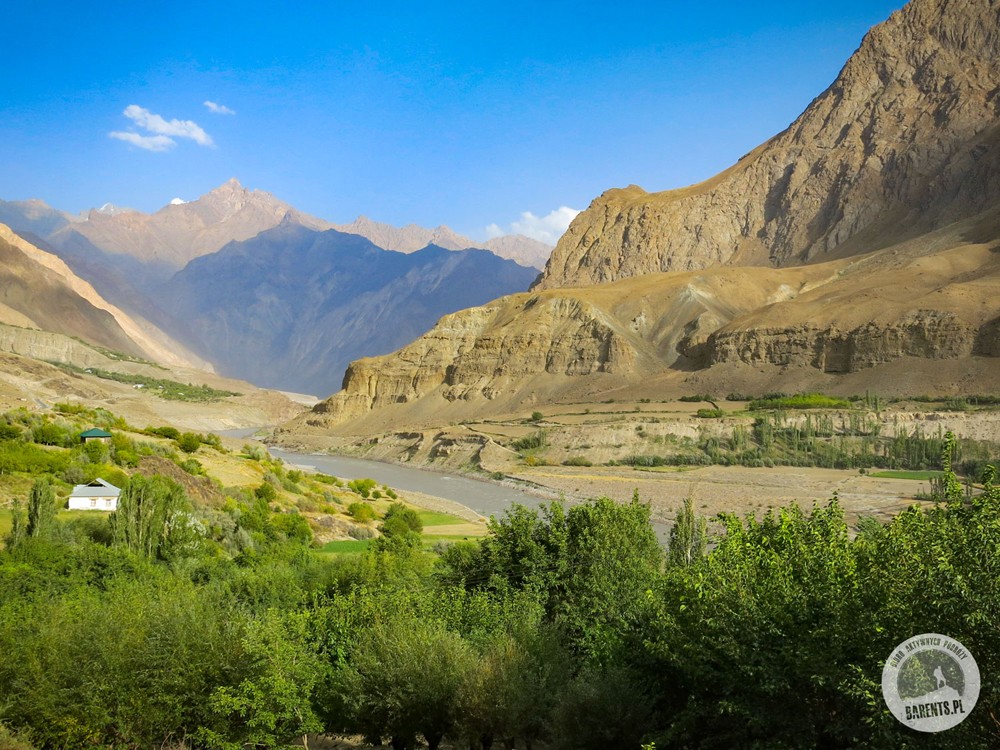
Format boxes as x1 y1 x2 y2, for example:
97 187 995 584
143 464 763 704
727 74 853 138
268 447 549 520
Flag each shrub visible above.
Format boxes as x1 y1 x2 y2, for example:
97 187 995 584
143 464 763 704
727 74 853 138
511 431 546 451
175 433 202 454
695 408 724 419
563 456 593 467
348 502 376 523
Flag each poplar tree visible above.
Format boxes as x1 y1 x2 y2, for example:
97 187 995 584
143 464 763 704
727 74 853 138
26 477 56 538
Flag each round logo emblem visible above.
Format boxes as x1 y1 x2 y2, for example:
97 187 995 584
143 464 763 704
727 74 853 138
882 633 980 732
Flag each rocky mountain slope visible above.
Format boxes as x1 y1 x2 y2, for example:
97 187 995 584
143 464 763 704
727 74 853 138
299 213 997 430
538 0 1000 290
291 0 1000 432
0 224 205 369
0 182 545 393
160 224 539 395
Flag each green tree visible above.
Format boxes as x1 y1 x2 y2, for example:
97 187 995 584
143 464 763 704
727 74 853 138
27 477 56 538
667 495 706 566
176 432 202 454
457 619 571 750
110 475 196 559
199 611 323 750
377 503 424 549
337 611 474 750
5 497 26 549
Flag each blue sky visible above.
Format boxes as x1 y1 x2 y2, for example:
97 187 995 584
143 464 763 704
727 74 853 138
1 1 906 242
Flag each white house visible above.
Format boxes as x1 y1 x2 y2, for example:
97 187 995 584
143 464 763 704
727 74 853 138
67 478 120 511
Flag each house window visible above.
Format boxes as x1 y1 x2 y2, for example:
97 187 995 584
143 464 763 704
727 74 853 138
90 499 97 508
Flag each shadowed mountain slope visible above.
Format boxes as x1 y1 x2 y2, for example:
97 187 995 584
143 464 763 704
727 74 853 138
160 224 538 395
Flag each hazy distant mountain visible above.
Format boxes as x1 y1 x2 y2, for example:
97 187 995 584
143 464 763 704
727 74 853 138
47 178 333 272
160 224 538 395
333 215 553 270
481 234 553 272
0 198 81 237
1 181 550 393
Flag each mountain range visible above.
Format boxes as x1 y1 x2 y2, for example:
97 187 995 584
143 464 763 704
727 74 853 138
0 181 545 395
299 0 1000 431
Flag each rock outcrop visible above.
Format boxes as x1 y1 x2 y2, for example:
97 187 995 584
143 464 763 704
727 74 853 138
537 0 1000 290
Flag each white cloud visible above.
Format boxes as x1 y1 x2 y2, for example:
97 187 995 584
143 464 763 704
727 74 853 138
109 131 176 152
170 198 188 205
203 100 235 115
486 206 581 245
109 105 214 151
122 105 213 146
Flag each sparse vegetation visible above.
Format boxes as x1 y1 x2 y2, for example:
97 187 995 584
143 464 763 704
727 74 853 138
50 362 239 401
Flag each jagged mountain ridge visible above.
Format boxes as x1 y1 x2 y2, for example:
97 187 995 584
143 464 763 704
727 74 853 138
160 224 539 395
0 182 546 393
46 178 334 272
333 215 553 270
538 0 1000 290
294 0 1000 429
0 199 81 238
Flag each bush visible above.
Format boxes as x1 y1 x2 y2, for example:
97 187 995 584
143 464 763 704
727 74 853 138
348 502 376 523
695 408 724 419
175 433 202 454
511 431 546 451
562 456 593 467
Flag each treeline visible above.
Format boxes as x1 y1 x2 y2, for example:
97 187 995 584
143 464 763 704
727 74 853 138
2 435 1000 748
615 414 1000 475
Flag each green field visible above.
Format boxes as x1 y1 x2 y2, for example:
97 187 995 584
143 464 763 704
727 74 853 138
416 510 469 526
315 539 372 555
869 470 944 481
0 509 10 539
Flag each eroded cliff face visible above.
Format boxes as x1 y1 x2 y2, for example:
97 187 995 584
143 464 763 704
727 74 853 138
707 312 982 372
538 0 1000 290
311 296 643 423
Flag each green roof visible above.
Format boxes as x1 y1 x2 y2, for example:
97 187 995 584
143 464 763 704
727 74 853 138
80 428 112 438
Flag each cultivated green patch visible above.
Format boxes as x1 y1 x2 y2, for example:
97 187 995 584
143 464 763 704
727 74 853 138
50 362 239 401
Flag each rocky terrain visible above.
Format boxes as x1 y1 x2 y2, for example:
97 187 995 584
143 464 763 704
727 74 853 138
290 0 999 433
1 181 549 394
537 0 1000 290
0 224 205 369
